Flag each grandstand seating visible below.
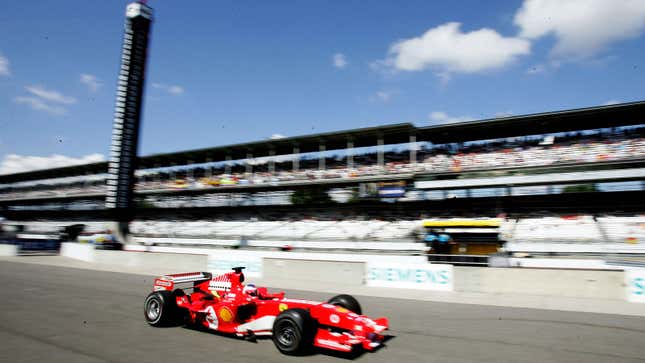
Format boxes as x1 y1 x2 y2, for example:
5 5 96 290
1 131 643 201
129 219 419 242
124 218 427 255
597 216 645 243
503 215 645 254
4 221 110 234
5 215 645 258
510 216 603 242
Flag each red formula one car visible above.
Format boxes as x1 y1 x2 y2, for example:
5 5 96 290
143 267 389 355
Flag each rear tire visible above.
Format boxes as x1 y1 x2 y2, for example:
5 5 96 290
144 291 180 326
272 308 314 355
327 294 362 315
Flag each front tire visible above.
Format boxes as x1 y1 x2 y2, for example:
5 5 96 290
272 308 314 355
327 294 362 315
144 291 180 326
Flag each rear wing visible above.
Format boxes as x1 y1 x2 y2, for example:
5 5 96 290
153 271 212 291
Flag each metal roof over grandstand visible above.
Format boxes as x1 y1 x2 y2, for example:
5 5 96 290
1 100 644 183
416 100 645 144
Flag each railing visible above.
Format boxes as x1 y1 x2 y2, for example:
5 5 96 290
427 253 489 266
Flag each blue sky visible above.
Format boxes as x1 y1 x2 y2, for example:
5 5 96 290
1 0 644 174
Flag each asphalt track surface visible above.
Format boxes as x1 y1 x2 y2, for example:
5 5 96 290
2 261 645 363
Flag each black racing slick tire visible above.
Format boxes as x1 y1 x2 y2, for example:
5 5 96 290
144 291 180 327
272 308 315 355
327 294 362 315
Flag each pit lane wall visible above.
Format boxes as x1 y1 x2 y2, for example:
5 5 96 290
58 243 644 304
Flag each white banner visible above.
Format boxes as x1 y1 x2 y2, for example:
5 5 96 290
625 268 645 303
208 254 263 278
365 262 453 291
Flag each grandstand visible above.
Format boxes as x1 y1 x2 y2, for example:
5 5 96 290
1 101 644 265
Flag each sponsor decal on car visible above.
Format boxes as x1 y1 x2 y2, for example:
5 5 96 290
278 303 288 312
204 306 218 330
329 314 340 324
282 298 319 305
209 280 231 291
218 306 234 322
316 339 352 351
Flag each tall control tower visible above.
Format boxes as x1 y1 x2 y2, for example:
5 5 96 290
106 1 153 216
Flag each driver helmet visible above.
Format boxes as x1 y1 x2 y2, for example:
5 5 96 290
243 283 257 296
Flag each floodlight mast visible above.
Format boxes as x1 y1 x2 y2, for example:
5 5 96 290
106 1 153 221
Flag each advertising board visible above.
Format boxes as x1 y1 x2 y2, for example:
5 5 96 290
366 262 453 291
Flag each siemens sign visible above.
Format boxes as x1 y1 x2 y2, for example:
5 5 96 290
366 262 453 291
626 269 645 303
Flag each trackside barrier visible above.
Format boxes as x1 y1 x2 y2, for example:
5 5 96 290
56 245 644 304
204 249 426 281
0 244 19 256
1 235 61 253
60 242 94 262
505 258 622 270
366 262 454 291
625 269 645 303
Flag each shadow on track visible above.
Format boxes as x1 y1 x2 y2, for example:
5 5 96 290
179 324 395 360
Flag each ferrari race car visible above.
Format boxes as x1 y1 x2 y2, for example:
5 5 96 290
144 267 389 355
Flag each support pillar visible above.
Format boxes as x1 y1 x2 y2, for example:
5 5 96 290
347 140 354 170
409 135 417 165
246 153 253 175
205 158 212 178
319 144 326 170
187 160 194 180
225 155 232 175
292 145 300 172
268 149 276 175
377 136 384 170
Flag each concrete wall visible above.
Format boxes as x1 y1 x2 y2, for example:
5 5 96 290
263 258 364 288
456 266 625 300
59 246 629 302
94 250 207 275
0 244 18 257
60 242 94 262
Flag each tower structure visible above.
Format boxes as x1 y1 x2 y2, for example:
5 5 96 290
106 2 153 215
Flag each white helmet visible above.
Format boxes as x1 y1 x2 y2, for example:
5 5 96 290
243 283 257 296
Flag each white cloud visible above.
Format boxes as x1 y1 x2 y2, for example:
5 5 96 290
25 85 77 104
0 153 105 175
515 0 645 59
168 85 184 95
0 53 9 76
270 134 286 139
332 53 348 69
381 22 530 74
603 99 621 106
429 111 474 124
152 82 184 95
370 90 394 103
495 110 514 118
526 63 546 75
376 91 391 102
80 73 102 92
13 96 67 115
